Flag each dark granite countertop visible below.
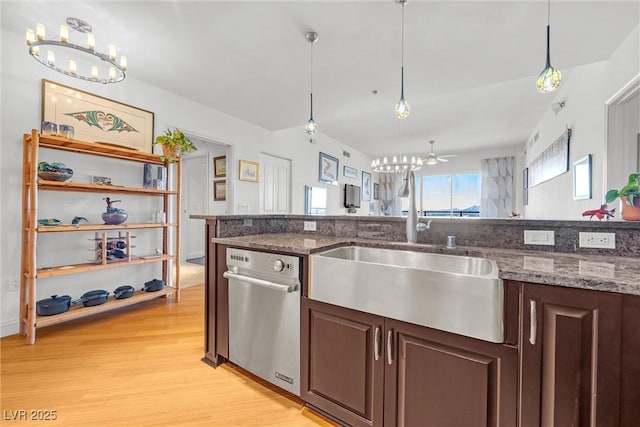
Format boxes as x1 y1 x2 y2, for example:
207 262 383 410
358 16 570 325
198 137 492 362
213 233 640 296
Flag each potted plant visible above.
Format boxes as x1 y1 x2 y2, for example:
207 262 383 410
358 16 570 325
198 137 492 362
154 128 197 163
605 172 640 221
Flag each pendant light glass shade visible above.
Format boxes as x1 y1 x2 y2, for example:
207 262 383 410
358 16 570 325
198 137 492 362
305 92 317 135
394 0 410 118
536 1 561 93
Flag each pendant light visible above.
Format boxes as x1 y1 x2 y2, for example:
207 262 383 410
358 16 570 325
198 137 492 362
304 31 319 136
394 0 410 118
536 0 562 93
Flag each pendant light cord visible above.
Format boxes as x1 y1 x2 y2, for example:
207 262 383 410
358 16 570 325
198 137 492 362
309 38 314 119
400 2 405 96
546 0 551 66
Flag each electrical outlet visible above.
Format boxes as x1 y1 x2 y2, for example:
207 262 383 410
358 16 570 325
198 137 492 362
524 230 555 246
243 219 253 227
237 203 249 211
579 232 615 249
304 221 317 231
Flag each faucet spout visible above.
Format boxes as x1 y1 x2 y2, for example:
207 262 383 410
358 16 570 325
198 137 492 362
399 169 419 243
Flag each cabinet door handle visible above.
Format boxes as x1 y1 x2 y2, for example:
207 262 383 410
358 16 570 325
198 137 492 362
387 329 394 365
374 326 381 361
529 300 537 345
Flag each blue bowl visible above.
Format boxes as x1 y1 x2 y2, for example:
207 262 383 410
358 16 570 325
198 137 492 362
102 212 128 225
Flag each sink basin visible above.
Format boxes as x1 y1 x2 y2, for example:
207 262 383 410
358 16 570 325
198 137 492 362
309 246 504 343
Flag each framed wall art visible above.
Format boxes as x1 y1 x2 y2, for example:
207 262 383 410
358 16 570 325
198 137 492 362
214 155 226 177
362 171 371 201
319 152 339 185
343 165 357 179
373 183 380 200
239 159 259 182
528 129 571 188
573 154 592 200
42 79 154 152
214 180 226 201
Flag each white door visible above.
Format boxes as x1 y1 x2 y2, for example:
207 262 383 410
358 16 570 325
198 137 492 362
260 153 291 214
182 155 208 261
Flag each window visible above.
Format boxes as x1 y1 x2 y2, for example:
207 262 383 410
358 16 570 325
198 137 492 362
401 173 481 217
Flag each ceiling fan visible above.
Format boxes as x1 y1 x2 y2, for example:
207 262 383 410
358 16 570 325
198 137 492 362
423 140 458 165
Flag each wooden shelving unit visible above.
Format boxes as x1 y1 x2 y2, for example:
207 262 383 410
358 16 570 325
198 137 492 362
20 130 182 344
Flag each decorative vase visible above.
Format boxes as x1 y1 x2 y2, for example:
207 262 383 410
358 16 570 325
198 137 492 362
102 211 128 225
620 197 640 221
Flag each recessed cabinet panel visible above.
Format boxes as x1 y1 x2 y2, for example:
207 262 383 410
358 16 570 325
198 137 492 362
301 298 384 427
519 283 622 427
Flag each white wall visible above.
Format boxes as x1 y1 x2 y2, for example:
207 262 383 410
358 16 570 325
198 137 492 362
269 127 376 215
524 25 639 220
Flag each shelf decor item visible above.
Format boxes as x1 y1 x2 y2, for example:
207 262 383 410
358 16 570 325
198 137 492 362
154 128 196 163
101 197 128 225
605 172 640 221
38 161 73 182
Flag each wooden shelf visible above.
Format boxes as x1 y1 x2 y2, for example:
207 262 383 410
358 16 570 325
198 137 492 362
33 134 165 165
36 223 177 233
38 180 177 195
34 287 176 329
36 255 176 278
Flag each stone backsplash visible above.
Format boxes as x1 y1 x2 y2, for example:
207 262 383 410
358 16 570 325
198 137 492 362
195 214 640 257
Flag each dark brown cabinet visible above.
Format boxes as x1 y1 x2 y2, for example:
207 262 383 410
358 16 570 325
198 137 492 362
301 297 384 427
301 297 518 427
519 282 622 427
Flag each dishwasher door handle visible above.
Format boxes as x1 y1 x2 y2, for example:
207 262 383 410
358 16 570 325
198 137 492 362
223 271 299 293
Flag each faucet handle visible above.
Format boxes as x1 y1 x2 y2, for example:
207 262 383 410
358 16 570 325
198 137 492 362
416 220 431 232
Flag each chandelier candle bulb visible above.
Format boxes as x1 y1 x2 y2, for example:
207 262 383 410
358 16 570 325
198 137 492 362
69 60 77 75
109 67 116 81
87 33 95 51
108 44 116 61
60 25 69 42
120 56 127 71
91 66 98 80
36 23 45 40
47 50 55 65
32 46 40 56
26 29 35 45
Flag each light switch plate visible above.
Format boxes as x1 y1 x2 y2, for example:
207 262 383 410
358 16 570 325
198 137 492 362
304 221 317 231
579 232 615 249
524 230 555 246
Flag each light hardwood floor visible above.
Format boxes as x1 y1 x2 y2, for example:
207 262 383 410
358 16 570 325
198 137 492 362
1 285 335 426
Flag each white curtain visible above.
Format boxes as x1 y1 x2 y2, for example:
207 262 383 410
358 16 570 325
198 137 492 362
379 173 403 215
481 157 514 218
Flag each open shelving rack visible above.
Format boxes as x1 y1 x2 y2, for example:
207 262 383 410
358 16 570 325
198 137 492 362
21 130 181 344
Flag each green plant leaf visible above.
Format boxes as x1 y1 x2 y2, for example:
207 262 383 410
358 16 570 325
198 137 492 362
605 189 620 204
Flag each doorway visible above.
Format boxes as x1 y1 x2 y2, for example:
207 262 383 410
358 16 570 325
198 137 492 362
259 153 292 214
182 154 208 261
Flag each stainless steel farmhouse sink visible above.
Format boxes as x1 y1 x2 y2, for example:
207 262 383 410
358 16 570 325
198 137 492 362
309 246 504 343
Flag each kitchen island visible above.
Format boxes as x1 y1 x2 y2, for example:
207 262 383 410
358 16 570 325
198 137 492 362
199 215 640 427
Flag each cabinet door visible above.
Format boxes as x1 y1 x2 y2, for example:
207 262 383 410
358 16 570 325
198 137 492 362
384 319 517 427
301 298 384 427
520 283 622 427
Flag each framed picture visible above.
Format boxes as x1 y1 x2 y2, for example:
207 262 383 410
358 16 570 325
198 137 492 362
42 79 154 152
214 156 226 178
528 129 571 188
573 154 592 200
373 183 380 200
343 165 358 179
239 159 259 182
523 167 528 189
362 171 371 201
523 189 529 206
213 180 226 201
319 152 339 185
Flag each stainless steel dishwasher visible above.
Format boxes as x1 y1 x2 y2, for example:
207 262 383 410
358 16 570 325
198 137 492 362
223 248 301 396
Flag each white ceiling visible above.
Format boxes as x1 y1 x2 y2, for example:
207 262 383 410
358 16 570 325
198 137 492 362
2 1 639 158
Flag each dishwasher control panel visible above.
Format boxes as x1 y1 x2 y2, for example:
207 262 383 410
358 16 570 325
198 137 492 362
226 248 300 279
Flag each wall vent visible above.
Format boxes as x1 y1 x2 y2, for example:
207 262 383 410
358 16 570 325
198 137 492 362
343 150 351 158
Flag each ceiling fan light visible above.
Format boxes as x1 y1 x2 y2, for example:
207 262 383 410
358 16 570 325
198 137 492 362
426 156 438 166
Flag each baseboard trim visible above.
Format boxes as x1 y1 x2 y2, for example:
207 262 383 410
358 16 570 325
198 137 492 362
1 318 20 338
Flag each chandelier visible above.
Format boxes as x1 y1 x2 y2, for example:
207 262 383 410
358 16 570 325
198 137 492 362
371 155 422 173
26 17 127 84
